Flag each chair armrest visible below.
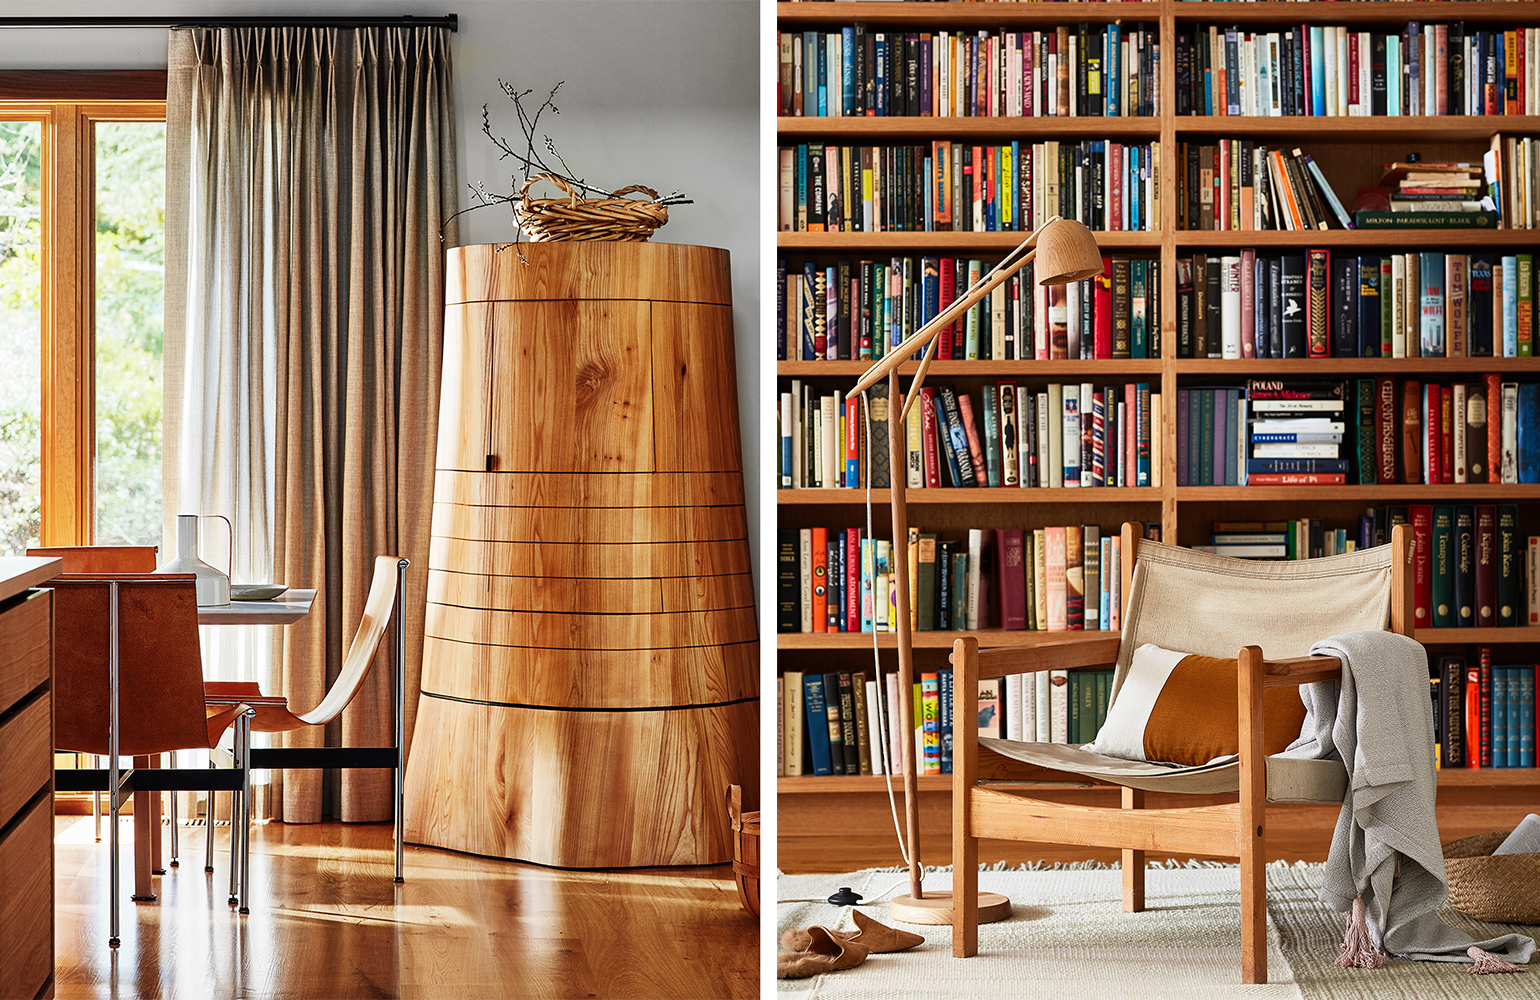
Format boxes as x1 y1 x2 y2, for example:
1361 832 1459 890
1261 654 1342 689
969 635 1122 679
204 680 289 706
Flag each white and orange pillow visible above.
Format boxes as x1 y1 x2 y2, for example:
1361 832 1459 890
1087 643 1308 767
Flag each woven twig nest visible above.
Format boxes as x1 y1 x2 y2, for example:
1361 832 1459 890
513 172 670 243
1443 832 1540 924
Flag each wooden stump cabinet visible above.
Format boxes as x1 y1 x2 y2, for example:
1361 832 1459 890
402 243 758 868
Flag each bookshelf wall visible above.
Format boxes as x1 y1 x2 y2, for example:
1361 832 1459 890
776 0 1540 863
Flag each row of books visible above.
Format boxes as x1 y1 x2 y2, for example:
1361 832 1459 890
777 523 1153 636
1175 23 1540 119
779 380 1160 490
1202 518 1362 560
777 666 1119 779
1492 135 1540 230
1206 377 1540 486
776 256 1163 362
1177 141 1357 232
777 138 1161 234
1174 250 1537 360
1433 651 1537 769
777 23 1161 119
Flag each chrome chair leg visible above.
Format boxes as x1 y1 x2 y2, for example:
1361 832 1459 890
204 764 216 873
168 768 179 868
228 728 242 907
92 754 102 842
108 582 121 949
394 558 407 884
237 713 252 914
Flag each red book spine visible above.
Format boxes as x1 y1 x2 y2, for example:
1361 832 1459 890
1475 505 1498 627
1306 248 1331 357
1411 503 1434 629
1402 379 1422 484
1376 376 1398 484
1347 31 1360 111
1246 473 1347 485
1425 386 1441 486
985 145 997 230
1094 256 1114 359
1486 372 1502 484
1440 384 1454 484
845 395 860 489
1465 664 1482 768
1479 646 1493 767
956 392 989 481
846 528 861 632
811 526 828 633
920 386 941 488
996 528 1028 630
938 257 957 359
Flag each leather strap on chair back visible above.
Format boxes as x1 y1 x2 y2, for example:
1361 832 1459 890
294 555 403 727
52 575 218 756
1115 539 1395 705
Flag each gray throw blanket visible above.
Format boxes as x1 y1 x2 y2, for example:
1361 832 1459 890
1280 629 1535 965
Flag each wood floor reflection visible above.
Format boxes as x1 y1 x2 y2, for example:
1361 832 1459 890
53 815 758 999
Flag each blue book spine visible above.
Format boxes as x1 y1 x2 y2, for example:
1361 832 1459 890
796 144 808 232
1507 668 1522 768
801 261 817 359
874 34 887 117
1386 38 1401 116
1099 536 1112 629
803 675 833 775
1224 388 1239 486
780 414 793 488
817 33 828 117
841 27 856 116
939 667 953 774
1493 667 1509 767
1130 146 1141 232
1310 26 1327 116
1106 24 1121 117
1518 384 1540 483
1136 382 1152 486
1246 458 1351 474
1520 669 1535 768
1503 255 1519 357
923 157 933 232
1419 251 1445 357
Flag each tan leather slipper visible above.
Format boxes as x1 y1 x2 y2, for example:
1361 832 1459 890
780 910 926 954
776 926 870 979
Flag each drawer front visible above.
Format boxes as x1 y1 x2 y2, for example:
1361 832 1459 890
0 590 50 718
0 693 51 833
0 792 52 1000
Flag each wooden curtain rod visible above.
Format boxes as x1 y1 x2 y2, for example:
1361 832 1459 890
0 15 458 31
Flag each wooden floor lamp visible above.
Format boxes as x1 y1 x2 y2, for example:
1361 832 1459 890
848 216 1104 926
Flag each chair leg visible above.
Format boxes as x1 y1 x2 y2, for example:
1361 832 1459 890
92 754 102 843
168 780 180 868
204 764 216 874
150 755 166 876
393 556 407 884
131 755 157 901
1238 645 1268 985
1121 786 1145 913
236 714 251 914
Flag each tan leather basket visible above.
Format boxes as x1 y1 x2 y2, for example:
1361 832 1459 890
1443 832 1540 924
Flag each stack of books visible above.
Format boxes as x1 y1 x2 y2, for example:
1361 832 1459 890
1246 379 1349 484
1355 159 1497 229
1433 649 1537 770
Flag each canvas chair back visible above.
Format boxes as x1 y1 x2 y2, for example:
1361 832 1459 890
1113 538 1396 707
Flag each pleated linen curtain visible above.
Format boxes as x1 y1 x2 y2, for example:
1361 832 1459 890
163 26 457 823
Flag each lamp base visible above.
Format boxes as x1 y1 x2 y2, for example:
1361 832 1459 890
889 890 1011 926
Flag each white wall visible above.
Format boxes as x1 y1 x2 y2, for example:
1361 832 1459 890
0 0 763 574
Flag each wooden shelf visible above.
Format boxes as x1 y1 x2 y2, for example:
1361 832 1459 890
1174 230 1540 248
1174 115 1540 143
779 117 1162 140
1417 626 1540 644
1176 358 1540 375
1173 2 1540 25
779 767 1540 793
1177 485 1540 501
777 2 1159 28
778 487 1162 505
780 359 1164 377
777 628 1122 650
779 230 1159 252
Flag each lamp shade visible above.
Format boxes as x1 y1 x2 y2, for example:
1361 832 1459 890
1034 217 1104 285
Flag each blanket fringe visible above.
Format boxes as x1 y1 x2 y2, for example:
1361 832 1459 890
1467 947 1525 974
1334 895 1385 969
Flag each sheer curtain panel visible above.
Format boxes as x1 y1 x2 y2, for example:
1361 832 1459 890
164 25 457 823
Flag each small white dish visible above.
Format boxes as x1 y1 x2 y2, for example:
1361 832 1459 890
231 583 287 601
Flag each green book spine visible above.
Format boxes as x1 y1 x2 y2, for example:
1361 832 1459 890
1094 671 1109 742
1518 253 1533 357
1431 505 1454 628
1497 504 1520 626
1079 669 1097 745
1356 378 1376 485
1068 672 1082 744
981 384 1002 487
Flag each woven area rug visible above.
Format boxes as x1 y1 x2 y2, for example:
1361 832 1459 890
776 863 1540 999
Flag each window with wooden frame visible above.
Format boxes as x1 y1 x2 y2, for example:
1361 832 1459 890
0 71 167 554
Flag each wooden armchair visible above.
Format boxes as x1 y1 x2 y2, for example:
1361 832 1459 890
950 522 1414 984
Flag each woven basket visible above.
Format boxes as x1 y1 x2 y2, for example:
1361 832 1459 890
513 172 669 243
1443 832 1540 924
727 784 759 918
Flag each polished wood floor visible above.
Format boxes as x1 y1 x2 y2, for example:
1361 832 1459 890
54 815 758 999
